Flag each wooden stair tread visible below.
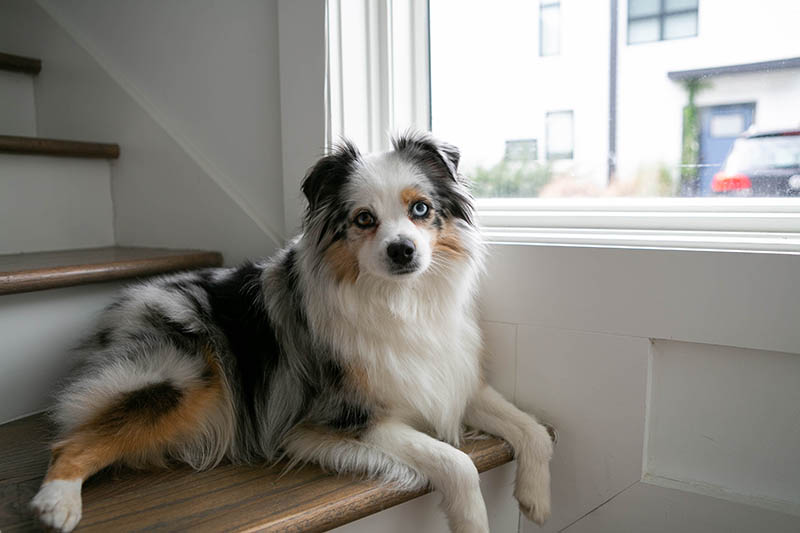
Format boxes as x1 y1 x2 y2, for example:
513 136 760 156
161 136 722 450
0 413 513 532
0 246 223 295
0 135 119 159
0 52 41 75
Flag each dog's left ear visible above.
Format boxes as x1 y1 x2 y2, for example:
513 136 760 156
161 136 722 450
301 141 361 213
392 131 460 182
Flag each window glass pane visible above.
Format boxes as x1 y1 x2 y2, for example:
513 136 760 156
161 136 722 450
710 114 746 138
628 18 660 44
629 0 660 17
505 139 538 161
663 12 697 39
546 111 573 159
725 136 800 172
665 0 698 12
540 4 561 56
429 0 800 199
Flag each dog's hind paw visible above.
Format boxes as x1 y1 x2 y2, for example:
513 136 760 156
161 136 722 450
31 479 83 532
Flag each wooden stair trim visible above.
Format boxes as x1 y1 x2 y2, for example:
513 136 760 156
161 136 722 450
0 52 41 75
0 135 120 159
0 413 514 532
0 247 223 295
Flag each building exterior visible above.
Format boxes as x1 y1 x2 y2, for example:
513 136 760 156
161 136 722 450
431 0 800 196
616 0 800 194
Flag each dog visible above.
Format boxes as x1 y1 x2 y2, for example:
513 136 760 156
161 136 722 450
30 132 553 533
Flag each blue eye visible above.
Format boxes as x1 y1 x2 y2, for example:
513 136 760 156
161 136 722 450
411 201 429 217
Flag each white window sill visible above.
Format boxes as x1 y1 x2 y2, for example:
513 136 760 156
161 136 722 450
481 227 800 254
477 198 800 253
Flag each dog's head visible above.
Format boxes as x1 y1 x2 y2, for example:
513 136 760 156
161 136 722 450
301 132 477 283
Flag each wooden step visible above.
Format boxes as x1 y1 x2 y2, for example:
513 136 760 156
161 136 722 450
0 246 223 295
0 135 119 159
0 413 513 532
0 52 41 75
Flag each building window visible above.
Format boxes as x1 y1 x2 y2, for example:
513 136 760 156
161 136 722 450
628 0 698 45
505 139 539 162
540 2 560 56
546 111 574 160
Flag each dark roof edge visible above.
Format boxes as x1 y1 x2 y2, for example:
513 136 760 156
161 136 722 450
668 57 800 81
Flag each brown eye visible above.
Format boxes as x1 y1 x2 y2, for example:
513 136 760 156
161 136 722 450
355 211 376 228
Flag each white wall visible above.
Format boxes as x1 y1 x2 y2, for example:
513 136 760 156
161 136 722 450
0 281 125 423
38 0 287 247
0 155 114 253
0 70 36 136
0 0 285 265
693 69 800 131
277 0 327 236
647 341 800 512
478 243 800 531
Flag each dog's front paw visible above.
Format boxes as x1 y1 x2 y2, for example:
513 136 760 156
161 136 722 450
515 455 551 526
31 479 83 532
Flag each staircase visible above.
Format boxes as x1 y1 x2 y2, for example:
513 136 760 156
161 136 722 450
0 51 223 426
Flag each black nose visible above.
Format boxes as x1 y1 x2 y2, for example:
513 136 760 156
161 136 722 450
387 239 416 266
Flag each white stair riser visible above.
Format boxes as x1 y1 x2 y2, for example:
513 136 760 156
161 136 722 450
0 153 114 253
0 70 36 136
0 281 124 424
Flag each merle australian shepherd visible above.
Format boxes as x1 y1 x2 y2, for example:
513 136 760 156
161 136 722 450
31 132 553 533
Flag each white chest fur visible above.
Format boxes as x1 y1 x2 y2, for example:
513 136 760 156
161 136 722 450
358 312 481 443
311 272 483 444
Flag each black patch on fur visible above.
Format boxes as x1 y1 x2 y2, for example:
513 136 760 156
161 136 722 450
95 328 113 348
301 141 360 212
329 402 371 431
309 360 373 432
101 381 183 430
319 209 350 247
281 250 308 326
301 142 361 245
197 262 282 432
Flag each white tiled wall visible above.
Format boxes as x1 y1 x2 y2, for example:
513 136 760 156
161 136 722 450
478 243 800 532
647 341 800 510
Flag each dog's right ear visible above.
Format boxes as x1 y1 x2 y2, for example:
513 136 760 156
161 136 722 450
301 141 361 213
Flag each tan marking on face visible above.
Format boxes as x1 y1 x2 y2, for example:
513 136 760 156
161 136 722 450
324 239 360 284
434 221 467 259
45 345 225 481
401 187 435 227
401 186 424 207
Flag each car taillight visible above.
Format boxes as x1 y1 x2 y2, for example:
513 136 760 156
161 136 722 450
712 172 752 192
